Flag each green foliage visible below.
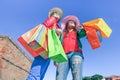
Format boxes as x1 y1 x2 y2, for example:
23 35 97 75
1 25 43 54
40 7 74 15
83 74 103 80
91 74 103 80
83 76 91 80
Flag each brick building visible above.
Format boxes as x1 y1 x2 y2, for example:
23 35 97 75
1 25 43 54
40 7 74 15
105 76 120 80
0 35 32 80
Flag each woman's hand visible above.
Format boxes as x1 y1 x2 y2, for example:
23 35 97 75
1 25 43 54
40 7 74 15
78 25 84 30
55 29 63 36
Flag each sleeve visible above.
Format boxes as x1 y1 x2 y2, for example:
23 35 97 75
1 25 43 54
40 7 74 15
77 28 86 38
43 16 57 29
53 23 60 29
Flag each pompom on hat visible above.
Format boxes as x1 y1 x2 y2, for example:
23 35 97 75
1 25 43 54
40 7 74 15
61 15 80 31
48 7 63 19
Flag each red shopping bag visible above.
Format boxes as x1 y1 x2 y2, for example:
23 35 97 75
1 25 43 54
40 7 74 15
18 24 48 57
18 37 46 57
84 26 101 49
82 18 112 38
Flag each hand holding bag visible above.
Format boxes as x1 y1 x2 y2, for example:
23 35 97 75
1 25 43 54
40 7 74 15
48 29 67 63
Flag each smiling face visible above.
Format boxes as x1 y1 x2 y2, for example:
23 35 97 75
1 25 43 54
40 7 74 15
66 20 76 31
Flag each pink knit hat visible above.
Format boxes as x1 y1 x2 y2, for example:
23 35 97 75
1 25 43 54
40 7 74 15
61 15 80 31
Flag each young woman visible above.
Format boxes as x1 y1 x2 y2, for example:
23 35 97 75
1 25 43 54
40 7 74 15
55 15 86 80
27 7 63 80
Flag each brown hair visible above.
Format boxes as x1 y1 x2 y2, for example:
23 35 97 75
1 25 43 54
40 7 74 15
65 20 77 34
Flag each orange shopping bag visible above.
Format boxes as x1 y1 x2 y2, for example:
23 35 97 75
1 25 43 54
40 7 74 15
83 18 112 38
84 26 101 49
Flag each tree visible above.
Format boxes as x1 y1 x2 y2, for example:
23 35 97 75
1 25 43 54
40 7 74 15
83 76 91 80
91 74 103 80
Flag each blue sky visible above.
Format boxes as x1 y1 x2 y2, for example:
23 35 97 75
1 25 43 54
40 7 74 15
0 0 120 80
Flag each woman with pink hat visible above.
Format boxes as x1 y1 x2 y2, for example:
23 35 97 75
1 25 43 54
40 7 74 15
55 15 86 80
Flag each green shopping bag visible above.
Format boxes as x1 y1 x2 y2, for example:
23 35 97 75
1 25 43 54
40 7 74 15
48 29 68 63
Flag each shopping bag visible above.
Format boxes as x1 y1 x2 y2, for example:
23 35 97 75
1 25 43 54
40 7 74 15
28 24 48 51
83 18 112 38
28 40 48 58
48 29 67 63
21 25 40 43
96 30 102 43
84 26 101 49
18 24 48 58
18 36 40 57
29 24 48 58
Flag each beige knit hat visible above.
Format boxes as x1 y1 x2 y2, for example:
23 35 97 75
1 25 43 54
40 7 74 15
48 7 63 18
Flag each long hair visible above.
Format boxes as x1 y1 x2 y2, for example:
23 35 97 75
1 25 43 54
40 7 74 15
65 20 77 34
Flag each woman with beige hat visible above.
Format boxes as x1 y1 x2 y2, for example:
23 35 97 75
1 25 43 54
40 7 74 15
27 7 63 80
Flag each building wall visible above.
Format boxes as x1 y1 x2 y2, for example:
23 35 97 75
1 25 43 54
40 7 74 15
0 35 32 80
112 76 120 80
105 76 120 80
